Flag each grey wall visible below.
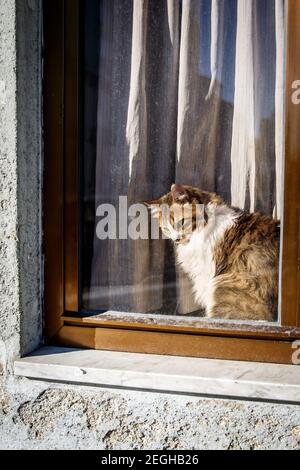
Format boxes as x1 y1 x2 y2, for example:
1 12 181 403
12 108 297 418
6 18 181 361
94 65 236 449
0 0 299 450
0 0 42 375
1 380 300 450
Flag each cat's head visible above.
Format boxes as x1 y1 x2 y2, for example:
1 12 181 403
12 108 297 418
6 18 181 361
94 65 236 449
144 184 224 244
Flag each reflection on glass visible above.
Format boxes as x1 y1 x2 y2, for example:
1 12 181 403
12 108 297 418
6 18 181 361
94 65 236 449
82 0 285 322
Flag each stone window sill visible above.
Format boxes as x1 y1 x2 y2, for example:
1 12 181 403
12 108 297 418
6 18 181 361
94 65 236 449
14 346 300 403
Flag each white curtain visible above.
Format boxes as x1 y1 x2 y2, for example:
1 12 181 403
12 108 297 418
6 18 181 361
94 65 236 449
230 0 285 216
86 0 286 314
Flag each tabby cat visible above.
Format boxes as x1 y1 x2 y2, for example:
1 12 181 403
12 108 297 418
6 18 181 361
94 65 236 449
145 184 279 321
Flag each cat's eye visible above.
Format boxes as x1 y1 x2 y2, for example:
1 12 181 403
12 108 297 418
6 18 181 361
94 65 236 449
44 0 300 365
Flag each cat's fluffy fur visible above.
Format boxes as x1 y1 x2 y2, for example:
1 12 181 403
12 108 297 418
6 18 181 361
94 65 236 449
145 184 279 321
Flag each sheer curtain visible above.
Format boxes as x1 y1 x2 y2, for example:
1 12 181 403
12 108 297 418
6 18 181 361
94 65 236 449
86 0 285 314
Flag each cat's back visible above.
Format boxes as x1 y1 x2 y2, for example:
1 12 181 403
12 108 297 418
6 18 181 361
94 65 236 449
214 210 280 276
227 211 280 252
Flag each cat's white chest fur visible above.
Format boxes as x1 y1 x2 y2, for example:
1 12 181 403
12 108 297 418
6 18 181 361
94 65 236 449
176 204 237 311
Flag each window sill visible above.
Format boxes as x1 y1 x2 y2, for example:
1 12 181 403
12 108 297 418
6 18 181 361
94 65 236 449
14 346 300 403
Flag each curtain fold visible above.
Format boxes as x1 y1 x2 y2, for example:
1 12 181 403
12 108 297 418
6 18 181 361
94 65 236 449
90 0 134 310
87 0 285 315
230 0 284 215
126 0 153 312
274 0 285 219
206 0 222 100
230 0 256 211
126 0 148 185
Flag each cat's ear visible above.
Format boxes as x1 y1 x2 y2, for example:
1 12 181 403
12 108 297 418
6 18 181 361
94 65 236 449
171 183 187 202
144 200 160 218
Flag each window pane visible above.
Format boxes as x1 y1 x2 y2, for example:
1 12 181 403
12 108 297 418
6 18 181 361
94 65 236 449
81 0 285 322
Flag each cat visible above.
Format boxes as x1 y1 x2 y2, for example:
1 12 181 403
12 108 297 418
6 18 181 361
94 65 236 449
145 184 279 321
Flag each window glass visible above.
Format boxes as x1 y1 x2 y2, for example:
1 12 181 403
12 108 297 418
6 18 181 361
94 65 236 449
81 0 285 322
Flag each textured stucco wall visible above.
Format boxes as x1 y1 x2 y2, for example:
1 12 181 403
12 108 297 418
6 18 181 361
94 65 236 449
0 0 300 450
1 379 300 450
0 0 20 375
0 0 42 373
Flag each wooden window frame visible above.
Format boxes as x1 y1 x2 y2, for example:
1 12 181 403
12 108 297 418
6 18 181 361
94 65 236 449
43 0 300 364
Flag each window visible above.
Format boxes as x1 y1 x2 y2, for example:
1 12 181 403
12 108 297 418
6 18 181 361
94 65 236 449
44 0 300 364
